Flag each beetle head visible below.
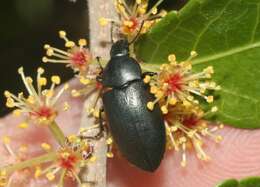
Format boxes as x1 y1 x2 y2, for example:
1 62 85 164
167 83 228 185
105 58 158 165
110 39 129 57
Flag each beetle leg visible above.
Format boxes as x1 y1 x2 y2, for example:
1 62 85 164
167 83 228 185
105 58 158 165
96 75 103 83
96 56 103 71
80 109 106 140
142 72 157 78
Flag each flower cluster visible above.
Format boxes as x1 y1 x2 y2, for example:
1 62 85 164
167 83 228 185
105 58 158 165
144 52 222 166
99 0 167 38
42 31 103 116
0 134 96 187
4 67 69 126
42 31 93 75
165 105 223 167
145 52 220 114
38 135 95 185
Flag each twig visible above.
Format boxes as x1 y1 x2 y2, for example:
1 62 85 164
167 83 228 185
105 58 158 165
79 1 118 187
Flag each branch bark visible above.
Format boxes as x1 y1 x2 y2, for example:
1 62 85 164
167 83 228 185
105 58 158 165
79 1 117 187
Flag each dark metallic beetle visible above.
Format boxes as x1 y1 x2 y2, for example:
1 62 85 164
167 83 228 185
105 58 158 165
98 39 166 172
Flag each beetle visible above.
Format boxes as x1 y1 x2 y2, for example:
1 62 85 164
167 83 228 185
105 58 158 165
97 39 166 172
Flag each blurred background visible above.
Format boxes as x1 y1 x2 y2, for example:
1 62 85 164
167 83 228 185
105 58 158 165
0 0 186 116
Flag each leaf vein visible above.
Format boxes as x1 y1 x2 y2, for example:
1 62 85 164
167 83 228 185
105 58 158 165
221 88 258 103
191 0 234 50
250 4 260 43
193 41 260 64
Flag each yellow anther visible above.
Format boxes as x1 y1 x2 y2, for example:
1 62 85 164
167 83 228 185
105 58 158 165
214 135 223 143
203 66 214 74
59 30 66 38
124 20 134 27
99 17 109 26
68 135 77 142
37 67 45 74
13 109 21 117
151 7 158 15
18 122 29 129
46 172 55 181
150 86 158 94
18 67 24 74
64 83 69 90
46 48 54 56
106 152 114 158
71 89 80 97
161 105 168 114
89 156 97 162
187 95 194 101
42 57 48 63
65 41 75 48
27 95 35 104
183 100 191 107
138 7 146 14
211 106 218 112
34 167 42 178
143 75 151 83
160 10 168 17
4 90 11 97
26 77 33 84
39 77 47 86
136 0 141 4
80 77 91 85
181 160 187 167
168 54 176 63
51 76 61 84
41 143 51 151
44 90 54 98
170 126 178 132
156 90 164 98
78 39 87 46
190 51 198 57
106 138 113 145
219 124 224 129
2 136 10 144
63 102 70 111
206 96 214 103
6 98 15 108
200 88 206 93
169 98 177 105
93 110 100 118
44 44 50 49
216 85 221 90
147 102 154 110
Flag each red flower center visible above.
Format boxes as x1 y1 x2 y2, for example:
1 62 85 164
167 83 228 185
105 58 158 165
183 116 199 127
71 51 88 67
31 106 54 119
165 73 183 94
123 17 139 33
95 82 103 90
59 153 78 170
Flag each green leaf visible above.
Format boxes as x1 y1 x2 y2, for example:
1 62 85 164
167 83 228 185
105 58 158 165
216 179 239 187
136 0 260 128
216 177 260 187
240 177 260 187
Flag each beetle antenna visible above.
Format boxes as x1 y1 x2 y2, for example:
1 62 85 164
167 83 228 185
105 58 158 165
96 56 104 73
129 20 144 45
110 21 115 44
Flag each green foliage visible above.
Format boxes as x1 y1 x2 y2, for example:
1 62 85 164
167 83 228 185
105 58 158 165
136 0 260 128
216 177 260 187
